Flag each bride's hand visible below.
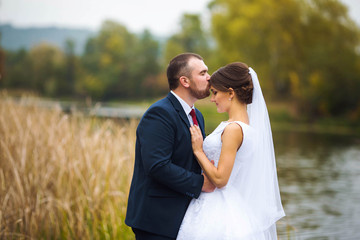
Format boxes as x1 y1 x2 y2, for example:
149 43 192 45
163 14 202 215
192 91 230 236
190 125 203 154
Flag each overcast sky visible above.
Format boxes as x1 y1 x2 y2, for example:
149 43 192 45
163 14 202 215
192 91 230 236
0 0 359 36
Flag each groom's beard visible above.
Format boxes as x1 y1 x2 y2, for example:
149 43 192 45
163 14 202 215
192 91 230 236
189 83 210 100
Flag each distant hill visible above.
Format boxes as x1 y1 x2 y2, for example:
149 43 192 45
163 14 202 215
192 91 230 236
0 24 96 55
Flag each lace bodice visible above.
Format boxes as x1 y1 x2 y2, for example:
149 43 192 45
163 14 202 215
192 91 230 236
202 121 255 186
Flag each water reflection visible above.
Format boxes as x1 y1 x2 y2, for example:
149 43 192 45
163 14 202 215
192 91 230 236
274 131 360 240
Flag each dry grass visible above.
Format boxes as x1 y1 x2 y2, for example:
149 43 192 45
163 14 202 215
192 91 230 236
0 93 136 239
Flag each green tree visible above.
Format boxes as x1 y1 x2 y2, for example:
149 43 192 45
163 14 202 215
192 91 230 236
164 14 211 64
2 49 32 90
3 44 66 97
28 43 65 96
132 29 165 97
61 39 78 96
80 20 163 100
210 0 303 96
0 33 5 88
81 20 148 99
291 0 360 117
81 21 137 99
209 0 360 118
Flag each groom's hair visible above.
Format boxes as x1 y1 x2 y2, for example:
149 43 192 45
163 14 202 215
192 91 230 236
167 53 203 90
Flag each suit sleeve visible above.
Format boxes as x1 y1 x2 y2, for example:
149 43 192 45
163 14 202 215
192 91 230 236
138 106 204 198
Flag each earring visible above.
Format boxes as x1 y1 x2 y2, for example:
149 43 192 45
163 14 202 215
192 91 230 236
229 98 232 101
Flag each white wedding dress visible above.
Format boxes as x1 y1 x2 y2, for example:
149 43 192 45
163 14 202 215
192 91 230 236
177 121 283 240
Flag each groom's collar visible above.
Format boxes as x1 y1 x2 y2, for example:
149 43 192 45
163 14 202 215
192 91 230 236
170 90 194 116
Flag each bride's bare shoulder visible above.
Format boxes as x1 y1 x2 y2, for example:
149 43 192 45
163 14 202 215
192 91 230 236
222 122 243 140
225 122 243 131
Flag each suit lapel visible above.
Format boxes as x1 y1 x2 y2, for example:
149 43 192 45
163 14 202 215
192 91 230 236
167 93 191 129
167 92 204 173
167 93 206 137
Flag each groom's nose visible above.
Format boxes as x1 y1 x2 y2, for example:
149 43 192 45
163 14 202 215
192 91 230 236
206 73 211 80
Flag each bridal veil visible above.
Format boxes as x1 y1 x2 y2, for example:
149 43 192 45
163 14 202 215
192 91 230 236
238 67 285 231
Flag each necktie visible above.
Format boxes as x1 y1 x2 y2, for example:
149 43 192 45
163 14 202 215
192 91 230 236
190 109 198 126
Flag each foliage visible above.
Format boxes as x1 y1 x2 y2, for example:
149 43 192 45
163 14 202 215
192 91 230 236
81 21 137 99
63 39 77 96
163 14 212 64
80 21 163 100
2 48 32 89
0 42 5 86
209 0 360 118
293 0 360 117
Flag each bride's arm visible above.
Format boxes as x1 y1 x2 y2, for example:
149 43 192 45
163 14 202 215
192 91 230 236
190 124 243 188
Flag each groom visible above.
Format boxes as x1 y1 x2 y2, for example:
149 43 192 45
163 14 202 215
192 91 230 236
125 53 215 239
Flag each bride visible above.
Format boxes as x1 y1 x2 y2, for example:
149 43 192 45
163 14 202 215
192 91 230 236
177 62 285 239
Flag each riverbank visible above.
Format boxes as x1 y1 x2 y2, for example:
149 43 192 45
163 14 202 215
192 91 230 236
2 90 359 136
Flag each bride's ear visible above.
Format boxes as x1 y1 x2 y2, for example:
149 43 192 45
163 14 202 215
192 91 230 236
179 76 190 88
228 87 235 100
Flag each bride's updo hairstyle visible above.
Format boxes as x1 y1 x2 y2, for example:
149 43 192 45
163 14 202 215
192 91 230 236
210 62 253 104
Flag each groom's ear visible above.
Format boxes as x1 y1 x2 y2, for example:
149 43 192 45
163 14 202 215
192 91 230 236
179 76 190 88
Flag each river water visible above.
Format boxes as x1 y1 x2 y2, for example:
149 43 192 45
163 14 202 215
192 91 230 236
274 131 360 240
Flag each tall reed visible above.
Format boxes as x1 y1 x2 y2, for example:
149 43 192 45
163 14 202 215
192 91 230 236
0 94 136 239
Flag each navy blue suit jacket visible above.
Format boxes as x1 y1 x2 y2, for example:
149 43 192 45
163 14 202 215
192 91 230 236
125 93 205 238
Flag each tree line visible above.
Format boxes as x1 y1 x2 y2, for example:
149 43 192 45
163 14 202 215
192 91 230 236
1 0 360 120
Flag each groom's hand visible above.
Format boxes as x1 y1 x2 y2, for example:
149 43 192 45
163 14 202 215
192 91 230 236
201 173 216 192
